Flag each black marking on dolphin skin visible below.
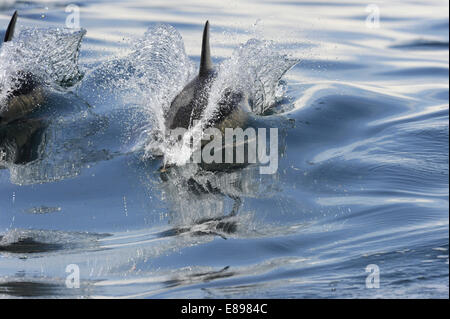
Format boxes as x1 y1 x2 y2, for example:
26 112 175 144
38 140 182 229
0 119 46 165
4 10 18 42
14 124 45 165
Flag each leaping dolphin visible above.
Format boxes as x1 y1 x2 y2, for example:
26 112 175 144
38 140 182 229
165 21 248 133
0 11 45 126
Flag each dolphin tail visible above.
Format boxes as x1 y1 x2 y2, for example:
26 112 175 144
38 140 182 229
4 10 18 42
199 20 213 77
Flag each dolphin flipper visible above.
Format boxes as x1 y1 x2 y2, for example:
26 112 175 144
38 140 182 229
4 10 18 42
199 20 213 77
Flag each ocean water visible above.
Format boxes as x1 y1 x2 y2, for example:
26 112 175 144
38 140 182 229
0 0 448 298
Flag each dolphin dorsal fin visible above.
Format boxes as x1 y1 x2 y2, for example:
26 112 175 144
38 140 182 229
199 20 213 77
4 10 18 42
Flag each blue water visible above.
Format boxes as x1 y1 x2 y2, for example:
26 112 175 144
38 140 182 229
0 0 448 298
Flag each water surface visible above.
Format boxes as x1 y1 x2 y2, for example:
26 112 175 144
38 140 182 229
0 0 448 298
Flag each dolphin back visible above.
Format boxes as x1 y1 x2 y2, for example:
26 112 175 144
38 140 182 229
165 21 216 130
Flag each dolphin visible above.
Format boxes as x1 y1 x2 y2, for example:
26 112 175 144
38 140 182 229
0 11 45 126
165 21 248 133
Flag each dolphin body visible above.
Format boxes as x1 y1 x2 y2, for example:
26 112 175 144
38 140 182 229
165 21 248 133
0 11 45 126
0 118 45 166
163 21 252 172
